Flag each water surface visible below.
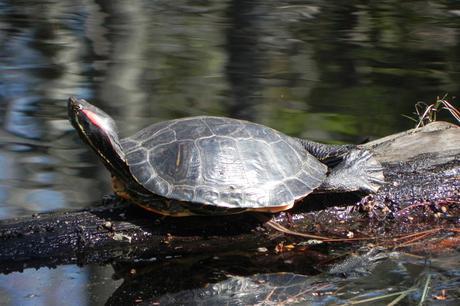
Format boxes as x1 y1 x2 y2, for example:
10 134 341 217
0 0 459 305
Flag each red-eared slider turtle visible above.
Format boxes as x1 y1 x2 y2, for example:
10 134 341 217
68 97 384 216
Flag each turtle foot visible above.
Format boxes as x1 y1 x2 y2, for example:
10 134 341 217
320 149 384 193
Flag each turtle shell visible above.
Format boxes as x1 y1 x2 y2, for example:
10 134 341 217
120 116 327 209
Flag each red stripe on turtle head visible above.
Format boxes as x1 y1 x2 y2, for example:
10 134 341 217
82 109 108 130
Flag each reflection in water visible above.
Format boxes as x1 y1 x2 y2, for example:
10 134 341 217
0 0 459 305
225 0 264 121
0 264 121 306
106 250 460 305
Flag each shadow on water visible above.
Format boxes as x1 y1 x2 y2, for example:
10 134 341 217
0 0 460 305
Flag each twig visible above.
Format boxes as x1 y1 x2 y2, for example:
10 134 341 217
345 289 417 305
418 274 431 306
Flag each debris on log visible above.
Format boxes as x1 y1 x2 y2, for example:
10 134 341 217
0 122 458 274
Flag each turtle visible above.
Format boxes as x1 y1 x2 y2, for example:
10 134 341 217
68 97 384 217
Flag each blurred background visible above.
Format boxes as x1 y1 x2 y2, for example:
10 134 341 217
0 0 459 305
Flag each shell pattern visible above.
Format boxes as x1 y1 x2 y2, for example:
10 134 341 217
120 116 327 208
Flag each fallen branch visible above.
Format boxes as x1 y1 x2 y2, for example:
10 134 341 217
0 122 459 274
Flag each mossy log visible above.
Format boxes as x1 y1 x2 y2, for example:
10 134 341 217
0 122 459 274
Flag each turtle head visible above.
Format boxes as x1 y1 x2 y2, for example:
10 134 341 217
68 97 126 172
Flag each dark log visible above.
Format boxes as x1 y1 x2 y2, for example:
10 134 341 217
0 122 459 274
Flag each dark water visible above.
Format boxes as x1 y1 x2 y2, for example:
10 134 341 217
0 0 459 305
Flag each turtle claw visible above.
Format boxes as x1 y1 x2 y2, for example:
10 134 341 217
353 150 385 192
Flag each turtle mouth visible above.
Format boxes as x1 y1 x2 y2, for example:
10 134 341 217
68 96 82 110
68 97 84 124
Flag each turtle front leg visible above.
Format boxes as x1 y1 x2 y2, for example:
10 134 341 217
111 176 132 200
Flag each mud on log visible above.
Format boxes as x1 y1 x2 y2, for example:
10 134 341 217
0 122 459 274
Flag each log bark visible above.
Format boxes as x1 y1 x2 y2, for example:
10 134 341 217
0 122 459 274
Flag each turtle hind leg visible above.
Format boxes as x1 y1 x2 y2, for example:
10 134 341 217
319 149 384 193
295 138 384 193
297 138 355 161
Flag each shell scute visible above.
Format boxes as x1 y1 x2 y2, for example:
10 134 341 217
149 143 180 182
270 183 294 205
144 176 170 197
237 139 282 184
127 149 148 165
142 128 176 149
195 186 220 204
198 136 246 187
171 185 195 202
220 190 244 208
284 178 312 198
204 117 244 135
172 118 213 140
121 139 138 152
245 123 282 142
244 187 270 206
270 140 304 177
130 161 154 183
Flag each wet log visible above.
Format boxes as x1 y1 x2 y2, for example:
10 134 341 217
0 122 459 274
